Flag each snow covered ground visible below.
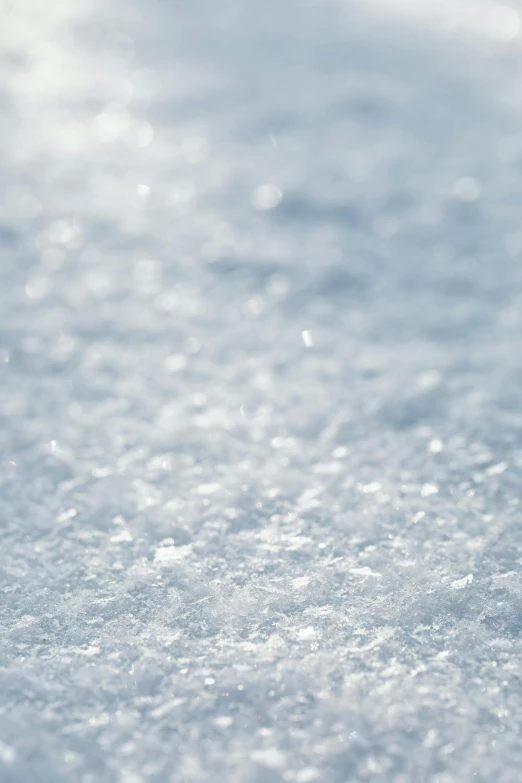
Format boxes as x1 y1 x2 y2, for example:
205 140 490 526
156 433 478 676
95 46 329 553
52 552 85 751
1 0 522 780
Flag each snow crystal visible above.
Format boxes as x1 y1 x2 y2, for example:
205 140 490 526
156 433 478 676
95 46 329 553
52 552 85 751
450 574 474 590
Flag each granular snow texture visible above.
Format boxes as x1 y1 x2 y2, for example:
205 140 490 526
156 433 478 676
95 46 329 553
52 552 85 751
1 1 522 781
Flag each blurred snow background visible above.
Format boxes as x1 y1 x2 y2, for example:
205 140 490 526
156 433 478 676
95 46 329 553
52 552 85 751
1 0 522 780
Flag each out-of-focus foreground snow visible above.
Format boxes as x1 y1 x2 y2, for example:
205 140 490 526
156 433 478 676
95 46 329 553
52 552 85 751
1 0 522 780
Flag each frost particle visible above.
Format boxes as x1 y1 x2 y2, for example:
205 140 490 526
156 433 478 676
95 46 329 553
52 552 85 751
486 461 508 476
450 574 473 590
350 567 382 578
421 483 438 497
297 626 318 640
301 330 313 348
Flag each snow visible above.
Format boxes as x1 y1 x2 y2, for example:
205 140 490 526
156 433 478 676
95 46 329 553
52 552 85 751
1 0 522 781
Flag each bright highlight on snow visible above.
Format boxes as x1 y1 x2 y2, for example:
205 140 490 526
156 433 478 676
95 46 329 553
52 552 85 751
251 183 283 210
301 330 313 347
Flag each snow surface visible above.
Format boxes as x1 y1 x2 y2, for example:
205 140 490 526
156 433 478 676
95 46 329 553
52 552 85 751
1 0 522 780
